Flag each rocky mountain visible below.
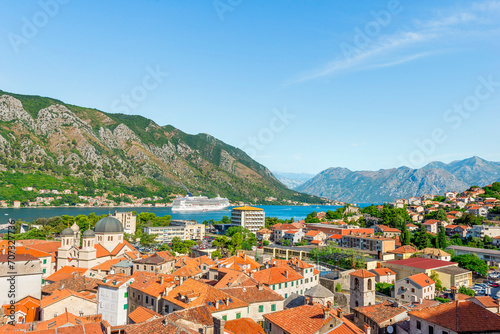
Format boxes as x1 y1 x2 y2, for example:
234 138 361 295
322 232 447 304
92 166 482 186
272 171 315 189
295 157 500 203
0 90 321 203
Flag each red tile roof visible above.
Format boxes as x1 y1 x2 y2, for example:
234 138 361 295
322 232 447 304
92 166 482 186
370 268 396 276
388 245 417 254
40 289 97 308
349 269 375 278
253 264 303 285
409 300 500 332
264 304 363 334
407 273 435 288
128 306 161 324
162 279 248 312
384 258 456 270
225 318 265 334
472 296 499 308
1 296 39 323
46 267 88 282
354 300 407 323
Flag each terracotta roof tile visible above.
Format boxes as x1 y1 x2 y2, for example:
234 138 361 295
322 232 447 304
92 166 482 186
264 304 363 334
253 264 303 285
409 301 500 332
162 279 248 312
46 267 88 282
128 306 161 324
407 273 435 288
225 318 265 334
349 269 375 278
354 300 407 324
370 268 396 276
40 289 97 308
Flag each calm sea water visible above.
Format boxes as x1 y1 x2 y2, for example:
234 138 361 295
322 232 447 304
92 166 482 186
0 204 372 223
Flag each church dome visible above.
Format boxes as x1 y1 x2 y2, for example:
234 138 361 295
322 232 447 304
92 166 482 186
83 229 95 237
94 216 124 233
70 222 80 232
61 227 74 236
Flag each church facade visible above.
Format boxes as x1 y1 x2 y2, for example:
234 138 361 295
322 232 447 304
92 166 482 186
56 216 135 270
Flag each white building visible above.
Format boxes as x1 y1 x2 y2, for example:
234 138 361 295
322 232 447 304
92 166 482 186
97 274 134 326
468 224 500 239
113 211 137 234
0 254 42 305
395 273 435 303
143 221 205 244
230 206 265 234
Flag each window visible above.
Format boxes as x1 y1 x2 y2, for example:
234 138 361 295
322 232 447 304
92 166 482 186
259 305 264 313
279 283 282 289
133 292 135 298
429 325 434 334
291 281 294 286
285 282 287 288
412 288 415 293
222 315 227 321
285 293 288 298
136 265 139 269
416 321 421 330
272 285 275 290
443 332 448 334
43 269 46 273
146 296 149 303
124 304 128 310
125 292 128 298
42 279 45 284
301 280 303 284
43 259 47 264
144 265 146 270
236 313 241 319
401 295 404 299
138 295 141 300
271 304 276 312
367 279 372 290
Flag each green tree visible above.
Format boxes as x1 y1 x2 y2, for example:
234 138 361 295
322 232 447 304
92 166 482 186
452 254 488 276
430 271 442 291
436 226 448 249
263 240 269 246
459 285 475 297
231 232 243 254
415 225 430 249
400 225 411 246
335 283 342 292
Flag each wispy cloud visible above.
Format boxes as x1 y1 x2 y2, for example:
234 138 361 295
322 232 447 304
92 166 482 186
287 1 500 84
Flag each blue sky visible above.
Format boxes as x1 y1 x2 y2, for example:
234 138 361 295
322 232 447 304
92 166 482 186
1 0 499 174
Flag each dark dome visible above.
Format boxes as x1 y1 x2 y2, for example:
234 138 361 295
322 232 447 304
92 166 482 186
83 229 95 237
94 216 124 233
61 227 74 236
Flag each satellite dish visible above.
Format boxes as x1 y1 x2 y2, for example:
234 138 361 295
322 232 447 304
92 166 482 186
387 326 394 334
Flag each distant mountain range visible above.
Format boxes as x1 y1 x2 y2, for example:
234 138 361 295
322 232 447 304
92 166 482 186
295 157 500 203
0 89 322 204
272 171 315 189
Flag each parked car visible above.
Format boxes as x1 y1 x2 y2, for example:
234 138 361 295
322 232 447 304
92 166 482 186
492 283 500 288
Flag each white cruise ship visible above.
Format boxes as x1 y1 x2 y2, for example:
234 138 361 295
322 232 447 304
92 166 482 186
171 194 230 212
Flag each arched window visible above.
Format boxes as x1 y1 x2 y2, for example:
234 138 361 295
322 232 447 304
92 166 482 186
368 279 372 290
355 278 359 289
355 300 359 307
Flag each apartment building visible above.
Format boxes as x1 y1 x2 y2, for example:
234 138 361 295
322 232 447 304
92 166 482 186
341 233 396 253
467 224 500 239
113 211 137 234
143 221 205 244
230 206 265 234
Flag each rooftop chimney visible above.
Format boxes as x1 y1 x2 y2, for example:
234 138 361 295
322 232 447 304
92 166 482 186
337 308 343 319
258 283 263 290
284 270 289 279
323 307 330 319
450 286 458 301
364 324 371 334
160 276 164 284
